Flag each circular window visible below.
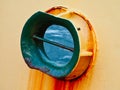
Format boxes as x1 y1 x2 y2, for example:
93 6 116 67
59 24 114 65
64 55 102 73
43 24 74 65
21 11 80 79
21 7 97 80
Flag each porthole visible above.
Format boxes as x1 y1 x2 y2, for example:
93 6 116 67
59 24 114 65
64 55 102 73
21 6 97 80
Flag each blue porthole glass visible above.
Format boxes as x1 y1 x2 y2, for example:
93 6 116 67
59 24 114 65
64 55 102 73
43 24 74 65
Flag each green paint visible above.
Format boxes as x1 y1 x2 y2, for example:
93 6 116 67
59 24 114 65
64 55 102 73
21 11 80 78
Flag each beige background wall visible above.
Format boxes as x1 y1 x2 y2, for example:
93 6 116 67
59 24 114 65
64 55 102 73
0 0 120 90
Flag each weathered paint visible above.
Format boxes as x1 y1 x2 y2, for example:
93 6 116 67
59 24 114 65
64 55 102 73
21 6 97 80
28 68 94 90
27 6 97 90
20 10 80 79
1 0 120 90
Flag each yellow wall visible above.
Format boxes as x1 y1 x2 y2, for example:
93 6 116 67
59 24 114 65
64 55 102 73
0 0 120 90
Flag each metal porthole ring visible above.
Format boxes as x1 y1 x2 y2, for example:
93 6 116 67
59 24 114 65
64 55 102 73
46 6 97 80
21 6 97 80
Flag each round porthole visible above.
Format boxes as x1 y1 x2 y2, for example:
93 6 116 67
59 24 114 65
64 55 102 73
21 11 80 79
21 6 97 80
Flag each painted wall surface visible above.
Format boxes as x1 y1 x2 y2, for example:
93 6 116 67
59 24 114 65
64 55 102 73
0 0 120 90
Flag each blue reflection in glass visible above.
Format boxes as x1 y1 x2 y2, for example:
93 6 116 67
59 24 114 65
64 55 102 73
43 24 74 65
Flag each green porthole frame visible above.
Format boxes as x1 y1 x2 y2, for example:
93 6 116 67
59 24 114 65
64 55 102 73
21 11 80 79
